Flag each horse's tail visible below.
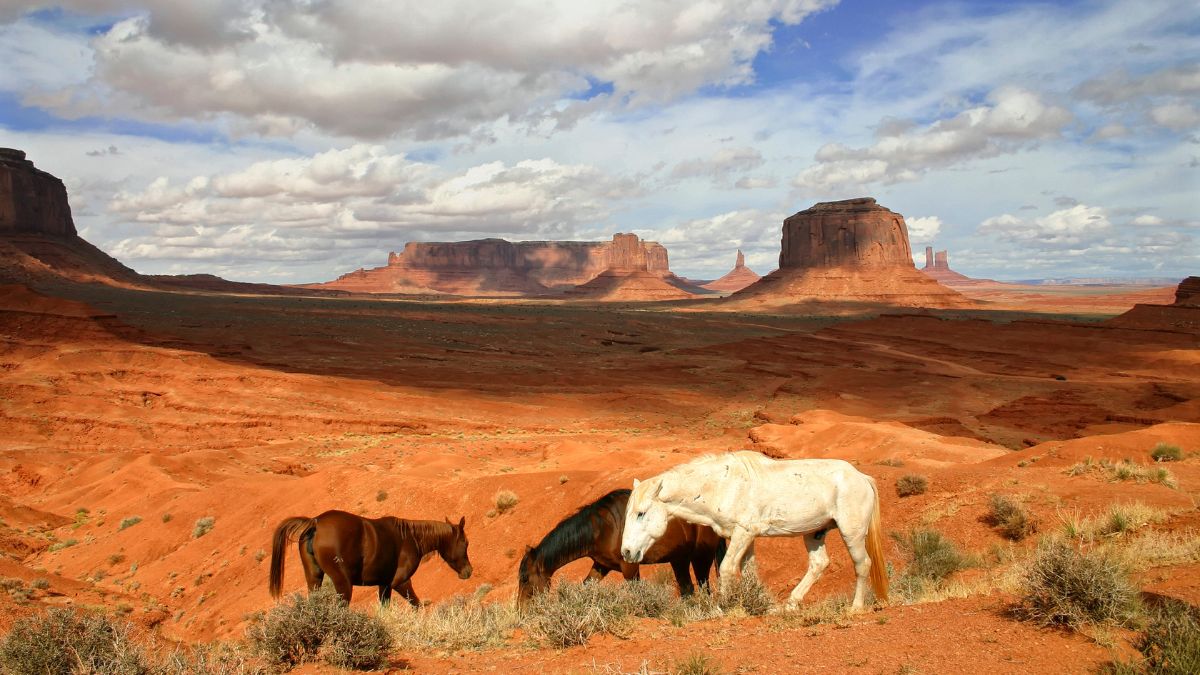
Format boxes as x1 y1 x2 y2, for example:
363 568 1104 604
269 516 316 599
865 477 889 603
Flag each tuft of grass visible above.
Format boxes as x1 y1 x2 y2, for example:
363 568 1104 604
0 608 150 674
985 495 1037 541
382 586 519 652
247 585 390 670
159 642 268 675
254 549 267 563
118 516 143 531
375 490 388 502
892 529 973 603
877 458 905 468
30 578 49 590
673 651 723 675
161 513 172 523
1150 443 1183 463
492 490 519 515
107 553 127 566
1019 540 1138 629
47 538 78 552
558 475 569 484
1065 457 1176 489
896 474 928 497
1127 599 1200 674
192 516 216 539
716 572 773 616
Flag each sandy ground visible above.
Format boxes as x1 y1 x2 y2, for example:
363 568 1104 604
0 279 1196 673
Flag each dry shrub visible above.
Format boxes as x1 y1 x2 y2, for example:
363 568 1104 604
118 516 142 531
192 516 216 539
383 586 519 652
0 607 150 674
1121 530 1200 571
780 596 852 627
1130 599 1200 674
1097 502 1167 538
527 581 634 647
1150 443 1183 463
247 585 390 670
893 529 972 602
716 572 773 616
1019 540 1138 629
895 474 928 497
985 495 1038 541
492 490 519 514
1066 458 1176 489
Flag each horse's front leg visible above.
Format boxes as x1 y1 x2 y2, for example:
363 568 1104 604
584 560 609 582
395 579 420 607
378 584 393 606
388 555 420 606
718 529 754 584
670 558 695 596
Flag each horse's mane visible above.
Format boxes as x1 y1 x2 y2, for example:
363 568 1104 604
391 518 456 554
530 489 628 571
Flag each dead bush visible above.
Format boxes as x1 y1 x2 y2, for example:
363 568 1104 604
717 572 773 616
0 608 150 674
1019 541 1138 629
527 581 634 648
985 495 1038 541
895 475 928 497
382 586 519 652
492 490 519 514
247 585 390 670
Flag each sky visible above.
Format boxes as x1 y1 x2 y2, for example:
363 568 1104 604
0 0 1197 283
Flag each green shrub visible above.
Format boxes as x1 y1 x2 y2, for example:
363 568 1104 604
1132 599 1200 674
895 529 971 582
1150 443 1183 463
118 516 142 531
895 474 928 497
985 495 1038 541
192 516 216 539
1020 541 1138 628
247 585 390 670
0 608 150 674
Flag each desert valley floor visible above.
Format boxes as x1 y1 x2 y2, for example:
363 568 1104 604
1 279 1197 673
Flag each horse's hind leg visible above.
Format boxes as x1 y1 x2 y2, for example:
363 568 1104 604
786 531 830 610
842 528 874 611
670 558 695 596
691 546 716 591
298 536 324 593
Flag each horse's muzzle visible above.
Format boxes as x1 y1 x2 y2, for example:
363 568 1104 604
621 548 642 564
459 566 473 580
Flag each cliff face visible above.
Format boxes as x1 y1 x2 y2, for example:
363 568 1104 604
729 198 972 310
315 234 674 296
779 198 913 269
0 149 76 237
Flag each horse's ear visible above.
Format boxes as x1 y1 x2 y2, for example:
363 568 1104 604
525 544 533 553
651 480 664 499
458 515 466 530
632 478 641 488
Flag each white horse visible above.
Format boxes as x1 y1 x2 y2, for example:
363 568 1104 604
620 451 888 610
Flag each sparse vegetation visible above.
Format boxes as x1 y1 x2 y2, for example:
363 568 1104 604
527 581 636 647
375 490 388 502
1066 457 1176 488
1019 540 1138 629
558 474 569 484
159 642 268 675
1150 442 1183 463
118 515 142 531
673 651 722 675
192 516 216 539
892 528 972 602
254 549 267 563
0 608 150 675
383 586 519 652
247 585 391 670
107 553 127 566
716 572 774 616
877 458 904 468
896 474 928 497
162 513 173 523
492 490 519 515
1120 599 1200 674
985 495 1037 541
48 538 78 552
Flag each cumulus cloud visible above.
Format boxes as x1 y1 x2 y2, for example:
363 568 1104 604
9 0 837 140
792 87 1072 193
979 204 1112 249
645 209 784 274
108 144 641 264
905 216 942 245
1074 63 1200 105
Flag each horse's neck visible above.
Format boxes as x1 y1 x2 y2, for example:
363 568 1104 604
398 519 451 555
536 514 604 574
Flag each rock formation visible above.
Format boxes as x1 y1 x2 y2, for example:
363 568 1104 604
1108 276 1200 333
728 198 972 309
919 246 979 285
0 148 140 286
312 234 680 297
563 233 705 301
702 250 761 293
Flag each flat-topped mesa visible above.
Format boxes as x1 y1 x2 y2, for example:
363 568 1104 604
0 148 76 237
1175 276 1200 307
727 197 973 310
316 233 674 296
780 197 913 269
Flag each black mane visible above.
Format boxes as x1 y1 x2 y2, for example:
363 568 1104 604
529 488 630 572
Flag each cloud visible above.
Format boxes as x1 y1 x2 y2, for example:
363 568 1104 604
1074 63 1200 105
644 209 784 273
108 144 642 265
1148 102 1200 130
670 146 765 184
979 204 1112 249
906 216 942 245
12 1 838 140
792 87 1072 194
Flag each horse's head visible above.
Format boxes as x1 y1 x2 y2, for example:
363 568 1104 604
621 477 671 564
516 544 547 607
440 516 473 580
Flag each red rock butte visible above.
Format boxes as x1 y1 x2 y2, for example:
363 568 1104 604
310 233 680 297
1108 275 1200 333
919 246 987 285
728 197 972 309
702 249 761 293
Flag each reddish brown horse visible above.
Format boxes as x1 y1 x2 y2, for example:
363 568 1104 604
270 510 472 605
518 489 724 605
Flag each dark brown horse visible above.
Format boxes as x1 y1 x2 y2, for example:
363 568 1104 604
518 489 724 605
269 510 472 606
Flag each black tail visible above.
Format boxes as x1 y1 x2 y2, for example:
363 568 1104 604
269 516 315 599
714 537 727 569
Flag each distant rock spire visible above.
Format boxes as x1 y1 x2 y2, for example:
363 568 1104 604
735 249 745 268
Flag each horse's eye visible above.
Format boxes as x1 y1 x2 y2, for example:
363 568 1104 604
636 511 645 521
